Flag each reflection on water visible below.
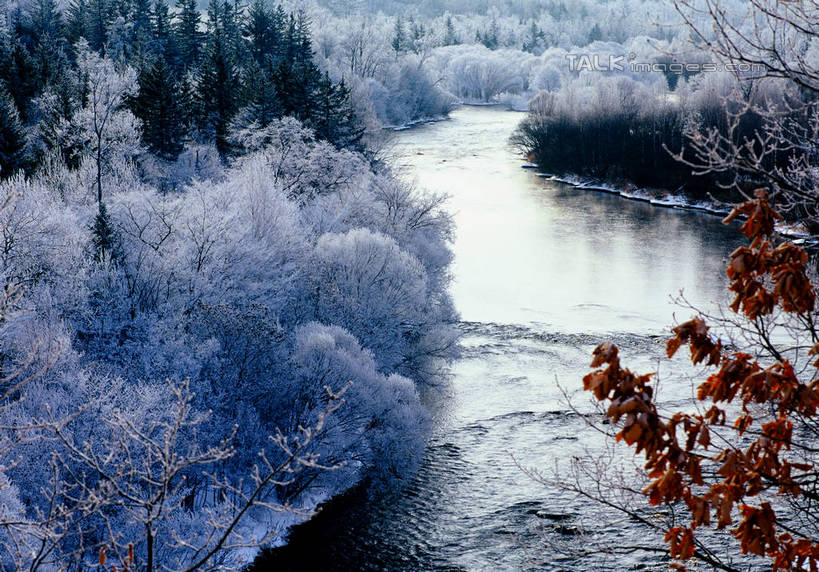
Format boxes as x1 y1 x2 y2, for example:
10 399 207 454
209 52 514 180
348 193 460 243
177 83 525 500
396 107 741 334
258 106 746 571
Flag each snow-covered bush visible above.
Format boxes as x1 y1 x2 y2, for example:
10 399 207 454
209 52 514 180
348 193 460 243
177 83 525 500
0 112 456 567
288 322 429 487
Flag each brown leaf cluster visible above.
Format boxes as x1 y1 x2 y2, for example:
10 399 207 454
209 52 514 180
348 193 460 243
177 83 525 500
724 191 815 318
583 192 819 570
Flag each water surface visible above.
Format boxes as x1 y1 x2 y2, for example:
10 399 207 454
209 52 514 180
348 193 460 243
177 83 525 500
262 106 746 570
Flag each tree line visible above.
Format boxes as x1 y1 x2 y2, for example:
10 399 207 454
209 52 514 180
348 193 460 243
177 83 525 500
513 73 815 205
0 0 363 177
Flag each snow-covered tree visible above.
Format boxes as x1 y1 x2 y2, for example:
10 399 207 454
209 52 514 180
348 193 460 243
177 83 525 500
74 42 140 204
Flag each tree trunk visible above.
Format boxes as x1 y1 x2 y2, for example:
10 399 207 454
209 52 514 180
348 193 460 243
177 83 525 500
146 524 154 572
96 144 102 205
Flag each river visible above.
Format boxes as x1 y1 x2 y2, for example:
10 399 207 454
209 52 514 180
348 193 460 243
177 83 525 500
259 106 747 570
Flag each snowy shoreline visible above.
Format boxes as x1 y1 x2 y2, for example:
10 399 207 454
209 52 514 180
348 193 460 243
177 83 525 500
385 102 523 131
526 167 815 244
386 114 451 131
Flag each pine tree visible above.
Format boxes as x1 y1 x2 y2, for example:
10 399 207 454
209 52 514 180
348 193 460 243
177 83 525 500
443 14 458 46
114 0 132 20
292 10 313 66
0 85 26 179
522 20 544 53
91 201 122 262
310 74 363 150
152 0 178 67
270 5 286 60
26 1 63 51
481 17 499 49
273 55 320 121
0 42 38 122
85 0 112 53
392 17 405 53
174 0 201 70
273 12 318 119
272 57 300 117
205 0 220 33
246 0 279 65
196 29 238 155
268 9 362 149
65 0 88 44
30 69 81 168
28 0 68 90
219 0 246 67
239 58 279 127
409 17 424 53
588 23 602 44
131 0 152 60
132 55 187 159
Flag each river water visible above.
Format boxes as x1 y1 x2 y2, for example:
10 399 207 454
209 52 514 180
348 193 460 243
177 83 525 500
262 106 747 570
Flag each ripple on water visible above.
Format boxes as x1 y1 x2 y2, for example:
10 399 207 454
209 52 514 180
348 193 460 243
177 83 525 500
256 319 723 571
255 107 750 571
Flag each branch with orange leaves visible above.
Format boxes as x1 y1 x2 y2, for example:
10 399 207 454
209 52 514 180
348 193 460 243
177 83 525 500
584 190 819 571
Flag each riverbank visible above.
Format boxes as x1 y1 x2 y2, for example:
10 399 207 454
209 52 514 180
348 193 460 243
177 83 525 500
386 101 525 131
247 483 372 570
524 166 815 244
387 114 451 131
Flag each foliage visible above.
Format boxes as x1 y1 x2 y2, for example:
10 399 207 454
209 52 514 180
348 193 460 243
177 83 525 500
0 101 456 566
195 25 239 157
513 69 814 202
90 200 122 262
0 86 26 178
130 55 187 160
583 191 819 570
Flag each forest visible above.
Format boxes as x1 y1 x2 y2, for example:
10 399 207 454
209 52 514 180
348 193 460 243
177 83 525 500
505 0 819 223
1 0 818 569
0 0 461 567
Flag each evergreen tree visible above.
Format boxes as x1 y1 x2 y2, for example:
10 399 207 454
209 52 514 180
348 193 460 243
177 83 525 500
478 17 499 49
132 55 187 159
272 57 302 118
196 28 238 155
0 85 26 179
31 70 82 168
392 16 405 53
443 14 458 46
65 0 88 44
522 20 545 53
245 0 278 65
91 201 122 263
409 17 424 53
270 5 286 60
0 42 38 122
114 0 133 20
174 0 201 70
272 12 318 118
239 58 279 127
292 11 313 66
266 9 363 150
205 0 220 33
311 74 363 150
85 0 112 53
588 23 602 44
219 0 246 67
130 0 153 61
28 0 68 90
152 0 178 67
